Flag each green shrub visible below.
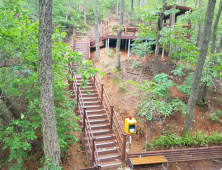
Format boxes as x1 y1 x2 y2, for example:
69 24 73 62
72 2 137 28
210 114 219 122
131 60 141 69
146 142 154 151
168 124 173 129
147 132 222 150
108 48 116 58
216 110 222 118
118 86 127 93
113 77 120 84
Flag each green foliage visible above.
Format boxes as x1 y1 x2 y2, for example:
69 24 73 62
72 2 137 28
131 60 141 68
113 77 120 84
171 63 192 76
108 48 116 58
118 86 127 93
147 132 222 150
210 114 219 122
177 72 194 95
168 124 173 130
216 110 222 118
127 73 186 121
39 158 62 170
131 38 155 58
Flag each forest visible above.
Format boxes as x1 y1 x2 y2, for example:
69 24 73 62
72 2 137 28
0 0 222 169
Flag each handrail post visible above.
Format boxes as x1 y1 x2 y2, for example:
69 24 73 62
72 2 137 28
83 107 86 132
110 106 114 129
122 133 127 162
77 84 80 103
97 164 101 170
101 84 104 103
93 75 96 86
92 138 96 163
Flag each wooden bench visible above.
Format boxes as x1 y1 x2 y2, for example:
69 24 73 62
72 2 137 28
128 155 168 170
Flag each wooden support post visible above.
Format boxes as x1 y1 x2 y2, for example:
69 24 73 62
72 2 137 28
83 107 86 132
146 121 151 144
169 14 172 26
106 39 108 57
101 84 104 103
93 75 96 86
125 39 127 50
125 20 128 35
108 38 110 55
128 39 130 57
92 138 96 162
122 133 127 161
142 21 144 27
77 84 80 103
149 20 151 26
97 164 101 170
110 106 114 129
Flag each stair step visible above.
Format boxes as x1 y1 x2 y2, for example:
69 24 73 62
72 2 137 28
87 114 106 118
81 93 99 96
97 146 118 153
95 140 117 146
101 160 123 169
91 123 110 129
86 109 105 113
88 118 109 123
92 128 111 134
84 105 102 108
99 153 121 160
82 98 100 102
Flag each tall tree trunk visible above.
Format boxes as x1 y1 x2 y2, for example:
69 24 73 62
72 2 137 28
116 0 118 14
39 0 61 166
216 36 222 53
197 0 222 106
182 0 216 137
197 84 209 106
211 0 222 53
116 0 125 70
66 0 71 21
153 0 167 76
168 2 176 59
131 0 134 13
84 0 87 25
138 0 141 8
196 0 203 47
94 0 100 59
195 0 198 7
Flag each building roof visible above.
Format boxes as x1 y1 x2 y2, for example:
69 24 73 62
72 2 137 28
164 5 192 20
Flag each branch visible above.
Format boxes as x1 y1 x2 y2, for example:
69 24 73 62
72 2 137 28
0 108 42 147
0 88 21 119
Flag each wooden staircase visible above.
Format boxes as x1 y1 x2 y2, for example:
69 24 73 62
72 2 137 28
74 42 90 60
69 63 127 170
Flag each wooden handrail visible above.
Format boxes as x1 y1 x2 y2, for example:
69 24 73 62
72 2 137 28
93 73 126 161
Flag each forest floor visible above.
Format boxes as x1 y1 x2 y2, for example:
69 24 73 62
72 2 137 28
62 42 222 170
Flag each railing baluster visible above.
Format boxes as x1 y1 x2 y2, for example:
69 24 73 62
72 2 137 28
93 75 96 86
83 107 86 132
122 133 127 162
92 138 96 163
77 84 80 103
101 84 104 103
97 164 101 170
110 105 114 129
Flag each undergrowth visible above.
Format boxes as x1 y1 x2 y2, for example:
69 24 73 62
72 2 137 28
146 132 222 150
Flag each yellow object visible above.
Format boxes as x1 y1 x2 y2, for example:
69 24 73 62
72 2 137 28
125 117 137 134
